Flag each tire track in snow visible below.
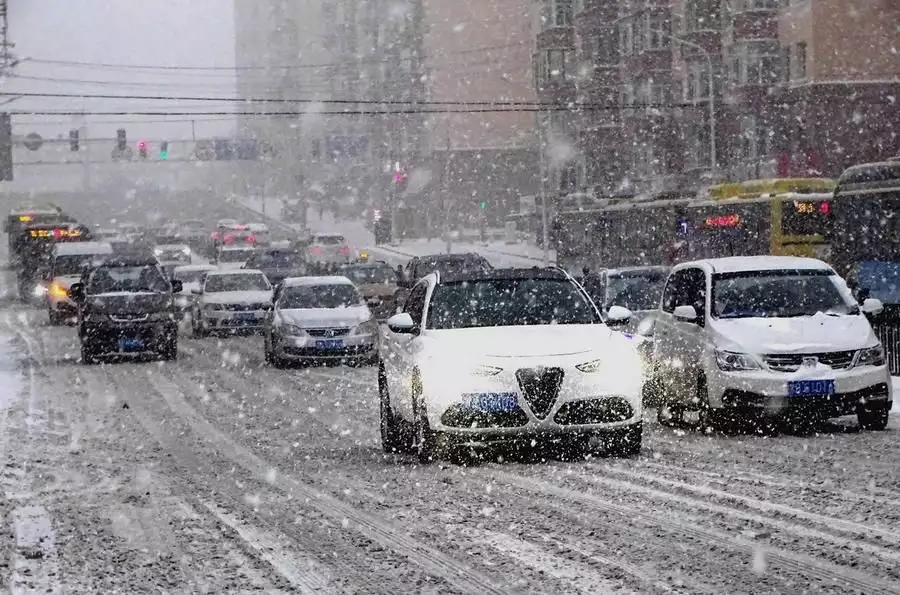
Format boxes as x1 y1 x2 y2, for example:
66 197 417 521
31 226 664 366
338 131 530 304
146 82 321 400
3 316 63 595
140 371 511 594
489 468 900 594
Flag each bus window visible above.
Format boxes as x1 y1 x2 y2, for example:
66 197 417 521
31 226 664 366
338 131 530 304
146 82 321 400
781 198 831 237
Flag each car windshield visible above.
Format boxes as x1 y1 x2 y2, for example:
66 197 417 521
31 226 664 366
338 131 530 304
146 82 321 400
54 254 102 276
414 257 492 280
606 271 668 311
342 266 395 284
87 265 170 294
175 269 211 284
279 284 361 309
205 273 270 292
219 249 254 263
246 252 306 269
712 269 857 319
856 260 900 304
427 278 599 329
157 247 189 261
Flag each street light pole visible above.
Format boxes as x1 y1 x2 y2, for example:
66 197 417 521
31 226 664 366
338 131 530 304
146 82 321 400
649 28 716 171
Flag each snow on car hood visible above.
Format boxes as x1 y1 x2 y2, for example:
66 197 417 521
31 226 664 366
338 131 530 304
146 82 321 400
203 290 272 305
712 312 877 354
279 305 371 327
425 324 615 358
180 281 201 295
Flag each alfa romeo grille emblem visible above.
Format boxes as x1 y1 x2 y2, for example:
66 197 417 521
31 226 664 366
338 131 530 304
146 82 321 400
802 356 818 367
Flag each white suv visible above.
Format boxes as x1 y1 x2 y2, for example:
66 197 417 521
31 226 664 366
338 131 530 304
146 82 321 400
646 256 891 430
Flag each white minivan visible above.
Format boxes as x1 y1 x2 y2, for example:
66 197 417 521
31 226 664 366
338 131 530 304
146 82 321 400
646 256 891 430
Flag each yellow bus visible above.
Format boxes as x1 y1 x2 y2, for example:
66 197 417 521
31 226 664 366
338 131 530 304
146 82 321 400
554 178 837 272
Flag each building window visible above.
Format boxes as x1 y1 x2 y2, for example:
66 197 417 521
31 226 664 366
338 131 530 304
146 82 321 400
730 0 778 10
729 40 781 86
595 32 617 66
619 22 633 56
637 78 668 105
684 62 710 100
643 13 669 50
793 41 807 80
684 0 717 33
536 49 575 84
545 0 573 28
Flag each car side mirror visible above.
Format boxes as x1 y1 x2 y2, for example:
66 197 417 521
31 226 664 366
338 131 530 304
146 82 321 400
673 304 699 323
606 305 633 326
170 279 183 293
862 298 884 316
69 283 85 303
387 312 419 334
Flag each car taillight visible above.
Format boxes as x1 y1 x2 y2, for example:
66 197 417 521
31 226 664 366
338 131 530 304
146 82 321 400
211 232 220 240
223 235 235 244
338 246 350 255
246 235 256 244
309 246 322 255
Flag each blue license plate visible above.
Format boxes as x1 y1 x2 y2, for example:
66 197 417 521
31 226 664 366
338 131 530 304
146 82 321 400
235 313 256 322
119 338 144 352
315 339 344 350
788 379 836 397
462 392 520 413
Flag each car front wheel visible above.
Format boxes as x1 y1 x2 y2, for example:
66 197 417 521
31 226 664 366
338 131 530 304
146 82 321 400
80 341 98 365
379 362 413 454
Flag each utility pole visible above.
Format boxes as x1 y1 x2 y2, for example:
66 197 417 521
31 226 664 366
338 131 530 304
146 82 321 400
442 133 452 254
539 111 550 268
0 0 15 182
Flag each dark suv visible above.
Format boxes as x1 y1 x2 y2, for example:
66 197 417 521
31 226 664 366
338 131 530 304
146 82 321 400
70 257 183 364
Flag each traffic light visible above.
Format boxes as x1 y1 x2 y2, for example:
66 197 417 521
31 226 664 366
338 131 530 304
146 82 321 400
116 128 126 151
137 140 147 159
479 200 487 209
159 141 168 160
69 129 79 152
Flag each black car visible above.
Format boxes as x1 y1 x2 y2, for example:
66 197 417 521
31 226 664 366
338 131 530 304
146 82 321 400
70 256 183 364
394 252 494 306
242 248 308 286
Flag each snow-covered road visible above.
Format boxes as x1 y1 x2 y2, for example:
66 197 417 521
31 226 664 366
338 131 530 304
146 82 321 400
1 191 899 592
0 282 899 592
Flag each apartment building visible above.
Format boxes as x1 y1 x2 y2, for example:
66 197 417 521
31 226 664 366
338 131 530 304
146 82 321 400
564 0 900 196
778 0 900 176
421 0 538 227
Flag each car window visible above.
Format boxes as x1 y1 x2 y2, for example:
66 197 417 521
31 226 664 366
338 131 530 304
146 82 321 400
712 269 856 319
175 269 211 284
404 282 429 325
219 249 254 263
606 270 668 312
314 235 345 245
427 278 599 329
679 268 707 312
278 284 361 309
87 265 169 294
661 271 682 313
204 273 270 292
342 266 395 284
53 254 100 276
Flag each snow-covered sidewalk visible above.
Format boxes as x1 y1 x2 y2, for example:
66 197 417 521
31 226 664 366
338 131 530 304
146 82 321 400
236 196 557 269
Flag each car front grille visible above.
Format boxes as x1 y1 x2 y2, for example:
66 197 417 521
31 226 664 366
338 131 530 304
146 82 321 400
109 313 150 322
515 367 564 419
554 398 633 425
223 303 269 312
763 350 856 372
306 328 350 338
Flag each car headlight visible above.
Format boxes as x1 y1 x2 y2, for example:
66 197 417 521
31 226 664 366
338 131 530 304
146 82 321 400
280 323 307 337
181 246 191 256
856 344 886 367
716 350 761 371
354 319 379 336
472 364 502 377
153 248 163 256
575 359 603 373
32 284 48 297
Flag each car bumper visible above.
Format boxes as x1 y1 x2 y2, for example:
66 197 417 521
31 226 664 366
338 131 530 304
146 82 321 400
81 321 177 354
707 365 893 416
200 310 268 330
274 332 377 360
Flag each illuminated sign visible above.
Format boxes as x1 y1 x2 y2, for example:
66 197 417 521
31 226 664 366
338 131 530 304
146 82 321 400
28 228 82 239
794 200 830 215
704 214 741 228
18 215 33 222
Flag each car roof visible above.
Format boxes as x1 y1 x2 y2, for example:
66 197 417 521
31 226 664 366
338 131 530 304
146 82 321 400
282 275 355 287
311 233 345 240
53 241 113 256
677 256 832 274
156 243 189 249
604 265 671 277
206 268 266 277
173 264 216 273
437 267 570 284
94 256 160 267
414 252 484 261
221 245 256 251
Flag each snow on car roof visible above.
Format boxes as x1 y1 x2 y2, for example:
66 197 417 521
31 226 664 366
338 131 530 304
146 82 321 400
156 243 189 250
53 241 113 256
173 264 217 273
206 268 266 277
282 275 354 287
682 256 832 274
